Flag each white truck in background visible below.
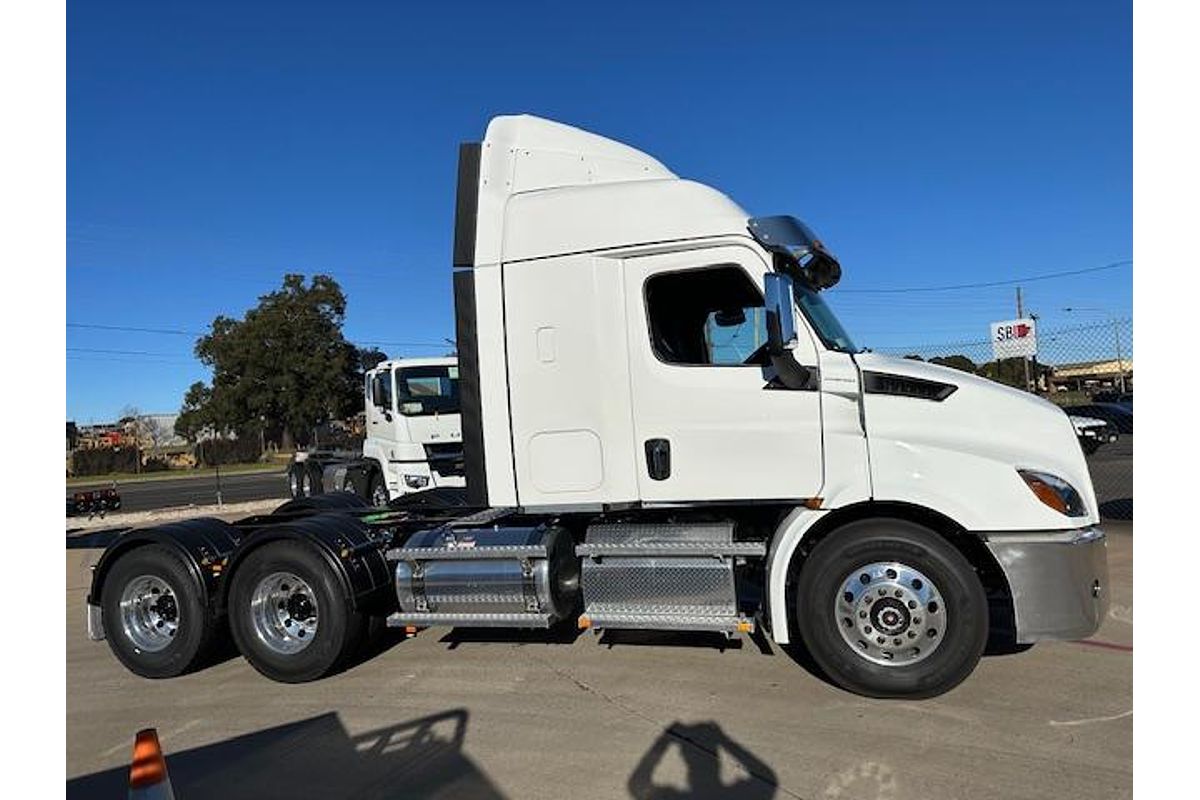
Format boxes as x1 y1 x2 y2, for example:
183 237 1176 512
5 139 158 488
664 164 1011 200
84 115 1108 699
287 357 465 506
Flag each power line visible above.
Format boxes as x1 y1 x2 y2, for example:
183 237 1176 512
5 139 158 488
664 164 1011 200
66 322 452 349
67 322 203 336
837 260 1131 294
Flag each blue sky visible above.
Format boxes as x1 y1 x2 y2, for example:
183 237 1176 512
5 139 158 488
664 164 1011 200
67 0 1131 422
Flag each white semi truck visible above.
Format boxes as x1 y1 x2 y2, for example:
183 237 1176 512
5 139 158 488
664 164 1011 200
286 357 465 506
84 115 1107 698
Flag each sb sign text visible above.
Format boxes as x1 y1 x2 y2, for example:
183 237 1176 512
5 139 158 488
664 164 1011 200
990 317 1038 359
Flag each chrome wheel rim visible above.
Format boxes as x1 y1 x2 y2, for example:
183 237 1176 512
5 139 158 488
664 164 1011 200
250 572 319 654
301 472 313 496
371 482 389 507
289 470 300 497
834 561 946 667
120 575 180 653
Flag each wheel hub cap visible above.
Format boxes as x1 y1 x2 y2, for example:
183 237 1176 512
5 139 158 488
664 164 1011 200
250 572 319 654
834 561 946 667
119 575 180 653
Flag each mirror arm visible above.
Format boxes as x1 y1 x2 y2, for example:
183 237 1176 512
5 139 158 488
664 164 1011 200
770 352 812 390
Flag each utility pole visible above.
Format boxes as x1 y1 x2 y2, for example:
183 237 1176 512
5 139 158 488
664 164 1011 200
1017 287 1031 393
1112 319 1127 393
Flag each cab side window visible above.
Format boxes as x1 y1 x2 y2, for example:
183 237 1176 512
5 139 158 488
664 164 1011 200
645 265 768 366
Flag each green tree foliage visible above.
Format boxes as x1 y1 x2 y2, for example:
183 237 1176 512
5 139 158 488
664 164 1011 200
174 274 370 449
929 355 978 373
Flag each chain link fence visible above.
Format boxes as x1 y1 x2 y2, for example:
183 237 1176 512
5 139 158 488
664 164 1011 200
873 319 1132 520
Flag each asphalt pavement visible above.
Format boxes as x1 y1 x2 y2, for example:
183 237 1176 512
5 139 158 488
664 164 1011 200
68 469 289 513
1086 435 1133 519
65 523 1132 799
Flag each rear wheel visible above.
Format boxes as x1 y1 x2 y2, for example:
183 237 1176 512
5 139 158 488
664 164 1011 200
795 518 988 698
303 462 323 496
368 472 389 507
288 463 305 499
100 545 220 678
229 541 367 682
1081 439 1100 455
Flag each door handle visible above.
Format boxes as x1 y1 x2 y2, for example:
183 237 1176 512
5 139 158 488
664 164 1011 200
645 439 671 481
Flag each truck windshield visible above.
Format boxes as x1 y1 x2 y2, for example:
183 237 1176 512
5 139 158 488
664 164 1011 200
794 284 858 353
395 365 460 416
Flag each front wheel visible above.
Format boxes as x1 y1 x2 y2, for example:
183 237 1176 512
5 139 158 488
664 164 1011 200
795 518 988 699
228 541 368 683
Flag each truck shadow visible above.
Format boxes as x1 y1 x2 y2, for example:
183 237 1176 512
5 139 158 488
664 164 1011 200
437 623 582 648
66 709 506 799
628 720 779 799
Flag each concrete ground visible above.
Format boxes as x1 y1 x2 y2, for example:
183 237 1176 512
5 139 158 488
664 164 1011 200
66 523 1132 800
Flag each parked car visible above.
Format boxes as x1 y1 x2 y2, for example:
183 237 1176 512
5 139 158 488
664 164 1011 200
1092 391 1132 408
1068 415 1119 455
1065 403 1133 435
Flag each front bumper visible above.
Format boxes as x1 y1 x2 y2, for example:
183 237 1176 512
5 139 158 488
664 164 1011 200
982 526 1108 643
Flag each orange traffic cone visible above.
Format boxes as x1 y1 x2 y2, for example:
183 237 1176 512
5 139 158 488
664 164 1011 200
128 728 176 800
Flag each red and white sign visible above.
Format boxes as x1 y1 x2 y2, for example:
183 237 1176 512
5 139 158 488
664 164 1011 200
990 318 1037 359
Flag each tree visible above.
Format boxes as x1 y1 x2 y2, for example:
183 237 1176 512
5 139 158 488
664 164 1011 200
175 274 372 450
359 347 388 372
929 354 978 374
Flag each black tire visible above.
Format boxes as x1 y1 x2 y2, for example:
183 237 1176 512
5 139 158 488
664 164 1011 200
304 461 325 495
1081 439 1100 455
228 540 368 683
287 463 305 499
100 544 221 679
367 471 389 507
795 518 988 699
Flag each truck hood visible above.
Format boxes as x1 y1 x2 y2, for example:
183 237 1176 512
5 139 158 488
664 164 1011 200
854 352 1100 529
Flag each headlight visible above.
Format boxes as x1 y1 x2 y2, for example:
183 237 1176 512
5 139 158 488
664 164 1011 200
404 474 430 489
1018 470 1087 517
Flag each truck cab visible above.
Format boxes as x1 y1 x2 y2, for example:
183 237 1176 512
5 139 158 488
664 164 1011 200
363 358 464 502
289 357 464 505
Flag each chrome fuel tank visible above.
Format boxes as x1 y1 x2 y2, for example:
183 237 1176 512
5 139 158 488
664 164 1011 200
388 523 579 628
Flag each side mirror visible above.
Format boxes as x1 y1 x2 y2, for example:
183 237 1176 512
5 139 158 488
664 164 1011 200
713 308 747 328
763 272 811 390
370 377 389 409
764 273 798 355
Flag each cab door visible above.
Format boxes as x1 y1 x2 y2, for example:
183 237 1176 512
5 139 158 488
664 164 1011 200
366 369 398 445
623 245 824 502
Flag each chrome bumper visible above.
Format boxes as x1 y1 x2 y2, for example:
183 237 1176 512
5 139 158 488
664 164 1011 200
983 526 1108 643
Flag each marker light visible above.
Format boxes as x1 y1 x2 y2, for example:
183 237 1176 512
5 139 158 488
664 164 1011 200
1018 470 1087 517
